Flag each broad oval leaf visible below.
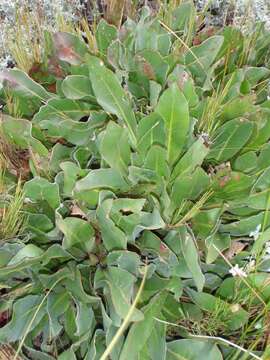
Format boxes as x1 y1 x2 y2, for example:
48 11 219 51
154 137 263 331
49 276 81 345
171 137 209 181
24 177 60 210
87 56 137 146
119 291 167 359
0 68 52 101
156 83 189 165
33 98 95 123
179 228 205 292
184 35 224 84
167 339 223 360
75 168 129 192
57 217 95 250
207 118 254 163
2 115 48 156
62 75 95 101
95 267 144 322
0 295 46 342
99 121 131 175
96 19 118 55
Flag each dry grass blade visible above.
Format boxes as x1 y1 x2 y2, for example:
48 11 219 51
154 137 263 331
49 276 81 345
0 178 26 241
159 20 206 74
170 190 213 228
104 0 125 28
0 345 23 360
79 18 98 54
6 7 44 72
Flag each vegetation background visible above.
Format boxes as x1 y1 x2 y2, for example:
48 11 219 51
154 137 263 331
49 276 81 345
1 0 270 359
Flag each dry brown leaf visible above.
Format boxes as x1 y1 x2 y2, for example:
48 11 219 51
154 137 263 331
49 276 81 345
0 344 22 360
70 203 87 219
224 240 247 260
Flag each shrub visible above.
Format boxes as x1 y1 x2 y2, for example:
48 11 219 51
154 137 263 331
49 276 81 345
0 2 270 359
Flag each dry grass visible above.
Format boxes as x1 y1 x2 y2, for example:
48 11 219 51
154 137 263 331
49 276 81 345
0 177 26 242
6 7 45 73
0 345 22 360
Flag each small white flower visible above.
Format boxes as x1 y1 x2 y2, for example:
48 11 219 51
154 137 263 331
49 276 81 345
24 197 33 204
249 224 261 240
254 321 263 330
229 264 247 278
246 259 256 273
265 242 270 255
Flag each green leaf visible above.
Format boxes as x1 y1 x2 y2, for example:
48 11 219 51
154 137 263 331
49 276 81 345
171 167 210 206
63 267 98 304
167 339 223 360
74 300 95 337
156 83 189 164
167 65 199 108
107 250 141 275
135 11 171 56
119 291 167 359
112 198 146 214
218 273 270 303
144 145 169 178
219 96 255 122
207 119 254 163
62 75 95 101
95 267 143 322
47 291 70 337
205 233 231 264
137 113 165 158
57 217 95 250
87 56 137 146
171 2 196 32
75 169 129 192
96 19 118 55
58 349 76 360
212 171 254 201
187 289 249 330
233 151 257 173
2 115 48 156
171 137 209 181
0 68 52 101
149 80 162 107
257 143 270 171
108 39 129 70
85 329 106 360
24 177 60 209
0 245 72 277
220 212 269 236
49 143 73 173
139 321 166 360
0 295 46 342
245 66 270 87
99 121 131 174
179 228 205 291
8 244 44 265
97 199 127 251
33 98 94 123
37 117 94 145
60 161 87 197
184 36 224 84
136 49 169 85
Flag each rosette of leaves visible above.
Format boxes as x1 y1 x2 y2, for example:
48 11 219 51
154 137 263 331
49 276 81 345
0 2 270 359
